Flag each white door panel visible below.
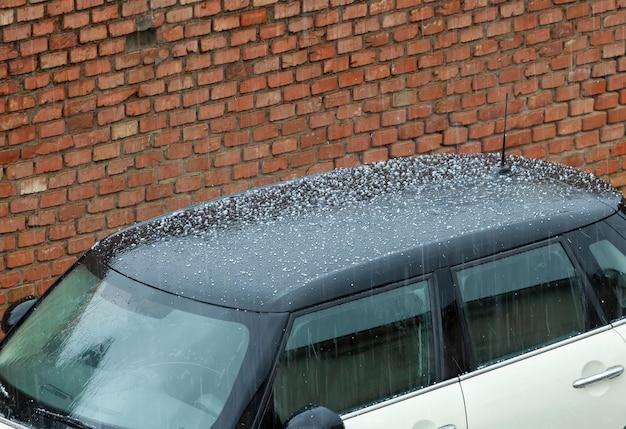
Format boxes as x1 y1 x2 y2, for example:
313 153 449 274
461 329 626 429
343 382 467 429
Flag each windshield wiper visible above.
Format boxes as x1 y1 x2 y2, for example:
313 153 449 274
35 408 95 429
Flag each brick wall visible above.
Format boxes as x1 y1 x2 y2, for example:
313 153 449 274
1 0 626 315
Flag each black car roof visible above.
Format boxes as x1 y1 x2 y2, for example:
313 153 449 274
91 154 622 312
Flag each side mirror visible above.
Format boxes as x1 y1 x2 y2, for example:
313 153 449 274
1 296 37 334
284 406 344 429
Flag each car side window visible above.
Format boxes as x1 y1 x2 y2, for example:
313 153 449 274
455 243 585 368
587 240 626 320
270 280 436 425
568 218 626 322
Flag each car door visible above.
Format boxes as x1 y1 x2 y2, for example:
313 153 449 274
455 241 626 429
263 277 467 429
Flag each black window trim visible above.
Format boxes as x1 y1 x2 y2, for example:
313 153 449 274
450 235 600 372
255 272 447 426
434 267 471 379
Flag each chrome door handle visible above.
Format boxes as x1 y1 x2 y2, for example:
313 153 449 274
572 365 624 389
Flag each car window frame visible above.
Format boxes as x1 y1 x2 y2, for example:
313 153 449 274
565 216 626 326
257 272 449 425
606 211 626 330
450 236 601 372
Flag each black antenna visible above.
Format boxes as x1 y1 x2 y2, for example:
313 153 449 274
499 93 510 174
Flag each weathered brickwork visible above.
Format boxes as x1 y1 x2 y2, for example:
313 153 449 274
1 0 626 314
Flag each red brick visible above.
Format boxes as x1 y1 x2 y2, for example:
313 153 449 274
19 38 47 56
7 249 34 268
582 112 607 131
67 235 95 254
95 177 125 197
17 229 45 247
298 0 325 11
198 103 225 120
47 170 76 189
167 7 193 23
48 223 76 240
154 94 181 112
9 56 37 75
6 162 33 180
35 156 63 174
24 73 49 91
63 149 90 167
23 265 50 282
214 149 240 167
558 117 582 135
608 106 626 123
79 25 107 43
602 124 624 142
363 147 388 163
84 59 111 77
68 80 95 98
92 4 118 22
10 196 38 214
339 70 363 88
319 143 345 159
48 0 74 16
97 87 136 107
607 74 626 91
0 272 21 289
7 94 34 112
604 43 626 59
351 115 377 133
271 138 297 155
260 157 286 174
117 189 144 207
76 0 103 9
592 0 616 14
269 103 295 121
122 0 148 16
128 66 154 84
191 0 219 15
0 217 25 234
3 24 31 42
108 20 135 37
371 128 398 146
75 166 102 185
39 189 66 208
241 9 266 25
39 120 65 138
291 63 319 82
214 15 240 31
275 1 300 18
390 141 416 158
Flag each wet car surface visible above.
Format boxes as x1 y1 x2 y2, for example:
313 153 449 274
1 153 626 429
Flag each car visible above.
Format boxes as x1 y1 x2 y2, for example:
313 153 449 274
1 153 626 429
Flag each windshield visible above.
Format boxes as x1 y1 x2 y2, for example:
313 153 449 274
0 257 287 429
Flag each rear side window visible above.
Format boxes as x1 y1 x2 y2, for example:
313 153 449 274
271 280 435 424
568 217 626 322
455 243 585 367
588 240 626 319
